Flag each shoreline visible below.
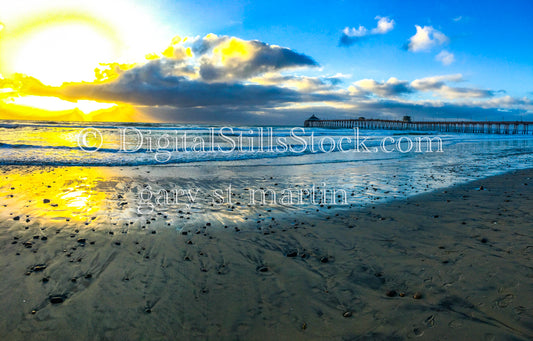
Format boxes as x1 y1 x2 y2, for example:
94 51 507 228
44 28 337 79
1 162 531 228
0 168 532 339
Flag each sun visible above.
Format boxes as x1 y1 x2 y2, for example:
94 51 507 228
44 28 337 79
0 1 170 86
1 14 121 86
0 0 170 120
11 23 116 86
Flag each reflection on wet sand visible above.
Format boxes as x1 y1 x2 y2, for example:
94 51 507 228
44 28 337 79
0 167 111 224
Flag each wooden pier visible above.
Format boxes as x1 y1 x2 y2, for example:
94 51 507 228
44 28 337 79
304 115 532 135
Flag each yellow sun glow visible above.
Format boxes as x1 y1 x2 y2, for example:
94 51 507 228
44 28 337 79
0 167 110 223
8 95 116 114
0 0 171 120
9 23 117 86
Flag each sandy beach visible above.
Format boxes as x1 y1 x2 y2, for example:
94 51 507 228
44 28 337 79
0 166 532 340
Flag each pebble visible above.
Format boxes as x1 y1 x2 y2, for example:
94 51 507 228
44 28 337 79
343 311 352 318
43 199 50 204
286 250 298 257
320 256 329 263
31 264 47 272
413 292 423 299
257 266 269 273
49 295 66 304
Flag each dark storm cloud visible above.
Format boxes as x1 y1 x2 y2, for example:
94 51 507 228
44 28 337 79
59 72 327 108
50 59 342 109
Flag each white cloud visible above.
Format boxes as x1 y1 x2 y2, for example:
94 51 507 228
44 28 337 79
371 16 395 34
411 74 463 90
408 25 449 52
343 25 368 37
410 74 496 99
350 77 412 97
349 74 498 101
452 16 463 22
343 16 395 38
435 50 455 65
438 86 495 99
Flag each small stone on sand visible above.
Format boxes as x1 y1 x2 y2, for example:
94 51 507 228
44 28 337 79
31 264 47 272
286 250 298 257
257 266 269 273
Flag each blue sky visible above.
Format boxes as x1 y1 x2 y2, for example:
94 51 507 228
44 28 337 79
161 0 533 97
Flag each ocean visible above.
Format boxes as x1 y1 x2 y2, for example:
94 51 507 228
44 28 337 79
1 120 532 224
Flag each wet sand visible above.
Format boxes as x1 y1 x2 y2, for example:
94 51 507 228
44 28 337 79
0 167 532 340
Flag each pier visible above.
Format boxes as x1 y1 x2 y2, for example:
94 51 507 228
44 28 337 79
304 115 532 135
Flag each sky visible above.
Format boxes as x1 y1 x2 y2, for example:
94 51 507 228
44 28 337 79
0 0 531 124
